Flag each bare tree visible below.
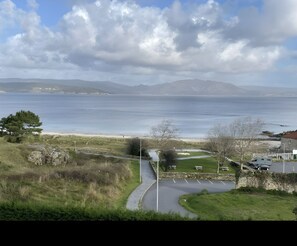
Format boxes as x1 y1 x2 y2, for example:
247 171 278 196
207 123 235 173
150 120 179 150
229 117 264 170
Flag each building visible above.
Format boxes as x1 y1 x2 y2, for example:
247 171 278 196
281 131 297 152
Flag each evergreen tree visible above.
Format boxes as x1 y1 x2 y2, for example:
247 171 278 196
0 110 42 141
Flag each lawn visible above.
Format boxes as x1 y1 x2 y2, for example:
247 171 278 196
180 189 297 220
177 151 210 157
170 157 235 174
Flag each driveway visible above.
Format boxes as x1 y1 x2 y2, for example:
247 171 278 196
142 179 235 219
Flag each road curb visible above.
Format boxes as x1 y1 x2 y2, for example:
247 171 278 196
138 180 156 209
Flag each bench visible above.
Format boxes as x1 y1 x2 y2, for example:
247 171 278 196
220 166 229 171
195 166 203 171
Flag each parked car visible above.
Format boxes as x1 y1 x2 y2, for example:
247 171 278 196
258 165 270 171
248 157 272 169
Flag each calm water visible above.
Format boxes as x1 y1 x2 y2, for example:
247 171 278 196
0 93 296 138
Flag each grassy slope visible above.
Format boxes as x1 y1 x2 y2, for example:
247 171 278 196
180 190 297 220
115 160 140 208
0 136 140 210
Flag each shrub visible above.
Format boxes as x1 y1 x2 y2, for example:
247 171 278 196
126 138 149 157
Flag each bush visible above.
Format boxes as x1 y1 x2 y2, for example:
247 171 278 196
0 202 191 221
126 138 149 157
160 149 177 172
293 207 297 220
199 189 209 195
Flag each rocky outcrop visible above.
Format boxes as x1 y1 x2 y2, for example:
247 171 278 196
28 147 70 166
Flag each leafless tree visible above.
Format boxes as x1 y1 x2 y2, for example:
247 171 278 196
150 120 179 150
229 117 264 170
207 123 235 173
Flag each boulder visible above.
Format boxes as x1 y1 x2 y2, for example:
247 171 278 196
28 147 70 166
28 151 44 165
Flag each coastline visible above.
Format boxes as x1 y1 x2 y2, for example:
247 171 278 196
42 132 280 147
42 131 208 142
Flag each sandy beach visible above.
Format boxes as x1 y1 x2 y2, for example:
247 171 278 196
42 132 280 148
42 131 208 142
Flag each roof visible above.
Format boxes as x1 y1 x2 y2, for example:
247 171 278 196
282 131 297 140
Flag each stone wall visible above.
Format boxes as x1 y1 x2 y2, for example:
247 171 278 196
160 172 235 181
236 171 297 193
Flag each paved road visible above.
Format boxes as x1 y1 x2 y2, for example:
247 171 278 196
269 162 297 173
142 179 235 219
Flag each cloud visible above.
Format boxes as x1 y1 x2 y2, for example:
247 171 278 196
27 0 39 10
224 0 297 46
0 0 296 85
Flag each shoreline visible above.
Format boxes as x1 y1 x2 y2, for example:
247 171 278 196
42 131 208 142
41 132 280 145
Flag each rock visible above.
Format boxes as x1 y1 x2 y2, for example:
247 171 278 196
28 151 44 165
28 147 70 166
50 149 69 166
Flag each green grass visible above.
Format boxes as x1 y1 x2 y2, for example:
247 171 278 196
0 202 190 221
169 157 235 174
115 160 140 208
177 151 210 157
180 189 297 220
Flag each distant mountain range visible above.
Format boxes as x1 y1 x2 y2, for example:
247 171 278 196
0 78 296 96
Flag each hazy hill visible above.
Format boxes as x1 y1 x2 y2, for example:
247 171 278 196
132 79 247 95
0 78 296 96
0 81 107 95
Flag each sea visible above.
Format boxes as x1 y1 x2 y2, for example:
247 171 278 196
0 93 296 138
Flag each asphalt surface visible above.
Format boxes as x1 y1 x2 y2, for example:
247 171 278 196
142 179 235 219
269 162 297 173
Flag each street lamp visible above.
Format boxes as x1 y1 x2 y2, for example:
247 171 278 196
282 143 285 173
139 138 142 183
156 150 159 212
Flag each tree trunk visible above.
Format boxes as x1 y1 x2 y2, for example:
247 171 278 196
217 160 220 174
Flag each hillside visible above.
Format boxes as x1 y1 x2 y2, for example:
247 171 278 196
0 78 296 96
132 79 247 95
0 81 107 95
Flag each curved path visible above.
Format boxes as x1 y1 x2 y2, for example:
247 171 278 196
126 160 156 210
127 149 235 217
142 179 235 218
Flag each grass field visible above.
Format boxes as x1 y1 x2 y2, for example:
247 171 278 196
180 189 297 220
169 157 236 174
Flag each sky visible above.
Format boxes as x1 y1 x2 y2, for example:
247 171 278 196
0 0 297 87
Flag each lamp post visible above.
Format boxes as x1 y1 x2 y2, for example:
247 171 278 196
156 150 159 212
139 138 142 183
282 143 285 173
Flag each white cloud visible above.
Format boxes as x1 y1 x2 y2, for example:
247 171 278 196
0 0 296 85
225 0 297 46
27 0 38 11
